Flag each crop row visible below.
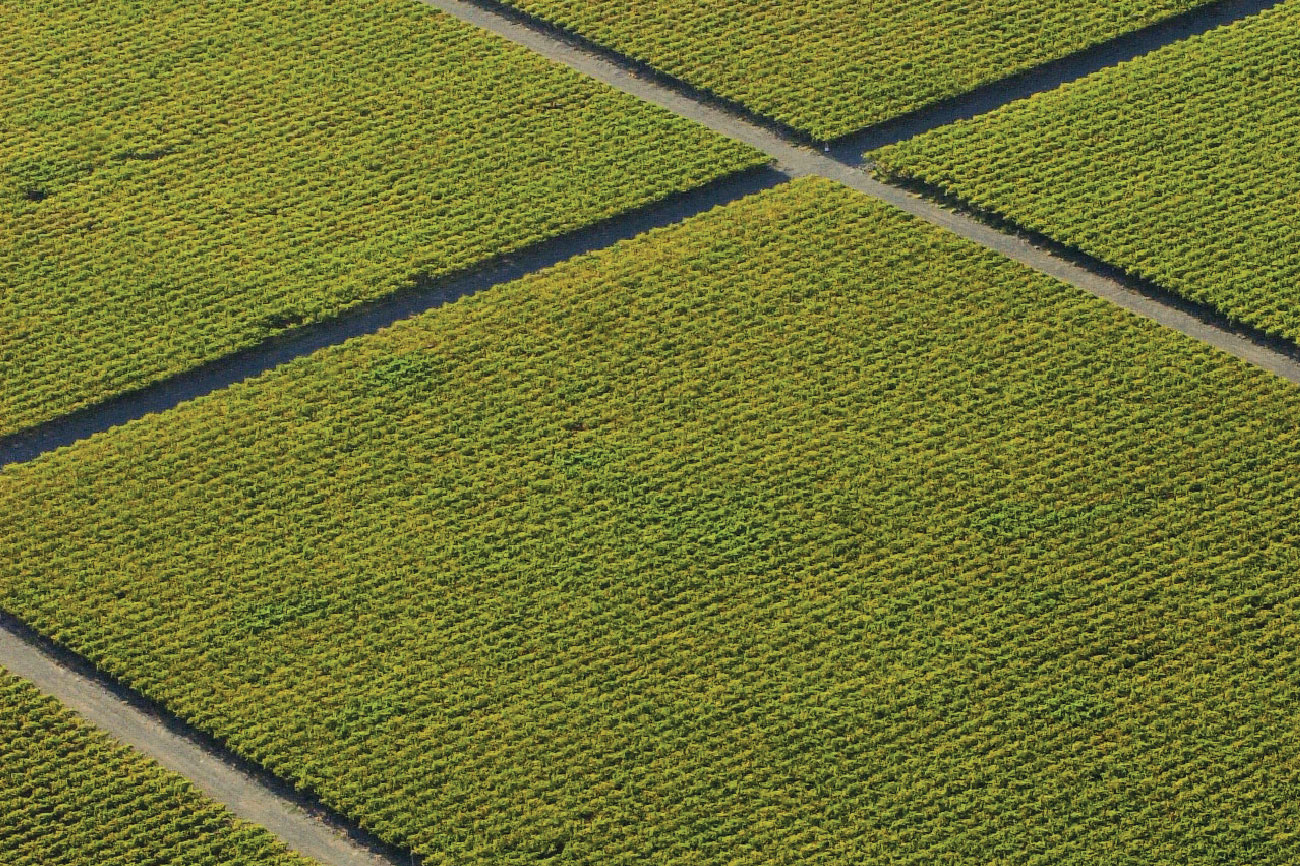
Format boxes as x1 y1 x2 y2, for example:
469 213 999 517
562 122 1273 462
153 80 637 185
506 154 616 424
870 0 1300 341
0 0 761 438
0 666 314 866
500 0 1213 139
3 178 1299 863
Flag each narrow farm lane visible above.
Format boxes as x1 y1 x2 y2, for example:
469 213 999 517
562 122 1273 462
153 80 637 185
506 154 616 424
0 618 401 866
0 166 784 467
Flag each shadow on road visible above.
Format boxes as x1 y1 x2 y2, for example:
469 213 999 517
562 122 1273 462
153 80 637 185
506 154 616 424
835 0 1287 161
0 165 788 468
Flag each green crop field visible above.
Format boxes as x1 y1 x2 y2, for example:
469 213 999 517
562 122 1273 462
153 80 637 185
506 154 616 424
0 667 314 866
3 178 1299 864
0 0 762 439
498 0 1213 139
870 1 1300 342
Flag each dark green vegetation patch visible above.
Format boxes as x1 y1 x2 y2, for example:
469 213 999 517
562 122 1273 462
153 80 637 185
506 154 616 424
499 0 1214 139
871 1 1300 342
0 0 762 437
0 667 315 866
3 178 1299 863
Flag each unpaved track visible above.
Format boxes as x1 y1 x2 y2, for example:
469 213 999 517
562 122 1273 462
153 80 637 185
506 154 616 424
436 0 1286 158
830 0 1287 157
0 617 401 866
421 0 1300 386
0 166 785 467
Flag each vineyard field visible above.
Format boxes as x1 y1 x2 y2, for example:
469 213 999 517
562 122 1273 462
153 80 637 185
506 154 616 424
870 0 1300 341
498 0 1215 139
3 178 1300 863
0 667 315 866
0 0 762 438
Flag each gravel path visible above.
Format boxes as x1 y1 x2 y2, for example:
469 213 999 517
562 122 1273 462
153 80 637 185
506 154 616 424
420 0 1300 386
0 616 402 866
0 167 784 467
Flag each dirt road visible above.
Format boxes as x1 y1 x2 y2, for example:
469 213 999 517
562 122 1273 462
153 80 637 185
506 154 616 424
0 618 400 866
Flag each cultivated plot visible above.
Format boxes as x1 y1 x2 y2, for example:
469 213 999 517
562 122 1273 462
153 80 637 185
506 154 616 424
497 0 1216 139
3 178 1300 864
0 666 316 866
0 0 762 437
870 1 1300 342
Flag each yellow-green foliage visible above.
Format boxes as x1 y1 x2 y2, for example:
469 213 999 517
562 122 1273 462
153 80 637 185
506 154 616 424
871 1 1300 341
4 178 1300 863
0 0 762 438
499 0 1212 139
0 667 316 866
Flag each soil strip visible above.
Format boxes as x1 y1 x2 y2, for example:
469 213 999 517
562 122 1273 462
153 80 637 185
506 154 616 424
0 165 785 467
0 611 411 866
830 0 1287 159
432 0 1285 156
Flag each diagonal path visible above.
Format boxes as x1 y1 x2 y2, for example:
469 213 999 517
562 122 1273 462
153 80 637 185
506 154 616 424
0 613 405 866
451 0 1286 157
829 0 1288 158
421 0 1300 386
0 166 784 467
